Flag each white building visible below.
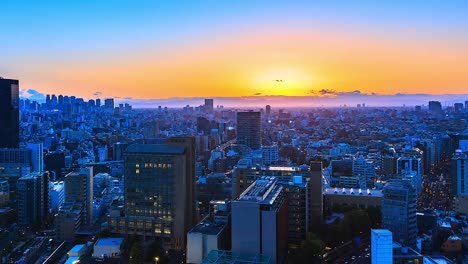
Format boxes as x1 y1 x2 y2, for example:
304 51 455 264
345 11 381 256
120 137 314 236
93 238 124 259
371 229 393 264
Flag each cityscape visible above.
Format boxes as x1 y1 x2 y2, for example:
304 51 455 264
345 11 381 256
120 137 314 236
2 1 468 264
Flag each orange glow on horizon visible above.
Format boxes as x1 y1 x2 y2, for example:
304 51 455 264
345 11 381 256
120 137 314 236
15 25 468 99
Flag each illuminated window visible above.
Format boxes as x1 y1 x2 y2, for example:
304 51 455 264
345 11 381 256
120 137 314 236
136 169 140 174
136 164 140 168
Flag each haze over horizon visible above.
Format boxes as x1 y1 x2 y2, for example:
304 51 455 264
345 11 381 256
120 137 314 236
3 0 468 106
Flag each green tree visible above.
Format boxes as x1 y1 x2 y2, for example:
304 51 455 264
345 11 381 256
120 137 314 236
130 240 143 264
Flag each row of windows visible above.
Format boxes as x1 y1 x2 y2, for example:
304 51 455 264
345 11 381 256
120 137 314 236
135 163 173 169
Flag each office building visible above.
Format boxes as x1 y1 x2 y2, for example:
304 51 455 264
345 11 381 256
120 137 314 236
16 172 50 228
324 188 382 212
0 78 19 148
352 156 375 188
396 157 422 196
382 180 417 247
265 105 271 117
262 145 279 166
109 137 196 250
452 152 468 197
237 111 261 150
371 229 392 264
428 101 442 113
104 98 114 110
26 142 44 173
205 99 214 112
50 181 65 212
231 177 288 264
0 148 32 195
64 167 94 225
309 162 323 230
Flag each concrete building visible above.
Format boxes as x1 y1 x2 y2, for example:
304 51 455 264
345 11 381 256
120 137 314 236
452 152 468 197
371 229 392 264
262 145 279 166
324 187 382 211
92 237 124 259
56 202 83 241
237 111 261 150
0 78 19 148
26 142 44 173
231 177 288 264
16 172 49 228
309 162 323 230
186 200 231 264
49 181 65 212
396 157 422 196
352 156 375 188
0 181 9 206
382 180 417 247
64 167 94 226
109 137 196 250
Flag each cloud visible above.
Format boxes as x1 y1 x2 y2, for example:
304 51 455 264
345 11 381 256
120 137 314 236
253 93 262 96
93 91 102 97
20 88 46 102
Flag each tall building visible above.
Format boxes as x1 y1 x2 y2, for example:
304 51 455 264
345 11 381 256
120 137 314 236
64 167 94 225
231 177 288 264
382 180 417 247
428 101 442 113
109 137 196 250
104 98 114 109
16 172 50 228
265 105 271 117
26 142 44 173
0 78 19 148
204 98 214 112
371 229 393 264
452 152 468 197
237 111 261 150
396 157 422 196
309 162 323 231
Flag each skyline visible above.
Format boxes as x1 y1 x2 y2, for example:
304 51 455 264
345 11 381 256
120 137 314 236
3 1 468 104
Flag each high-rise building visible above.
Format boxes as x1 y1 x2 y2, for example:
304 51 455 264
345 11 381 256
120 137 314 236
64 167 94 225
0 78 19 148
237 111 261 150
382 180 417 247
371 229 393 264
231 177 288 264
309 162 323 230
204 99 214 112
261 145 279 166
26 142 44 173
265 105 271 117
396 157 422 196
17 172 50 228
104 98 114 109
109 137 196 250
452 152 468 197
428 101 442 113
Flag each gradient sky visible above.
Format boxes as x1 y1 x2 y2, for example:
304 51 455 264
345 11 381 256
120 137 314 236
2 0 468 100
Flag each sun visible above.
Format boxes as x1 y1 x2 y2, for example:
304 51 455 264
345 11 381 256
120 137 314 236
250 66 314 96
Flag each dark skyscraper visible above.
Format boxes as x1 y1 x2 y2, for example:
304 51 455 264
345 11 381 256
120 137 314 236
0 78 19 148
237 111 262 150
204 98 214 112
110 137 196 250
265 105 271 116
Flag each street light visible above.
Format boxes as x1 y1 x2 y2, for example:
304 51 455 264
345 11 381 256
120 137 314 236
155 256 159 264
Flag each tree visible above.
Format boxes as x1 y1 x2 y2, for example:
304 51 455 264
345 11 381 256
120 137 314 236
130 240 143 264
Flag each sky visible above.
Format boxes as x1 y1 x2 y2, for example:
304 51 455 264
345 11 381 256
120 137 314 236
2 0 468 106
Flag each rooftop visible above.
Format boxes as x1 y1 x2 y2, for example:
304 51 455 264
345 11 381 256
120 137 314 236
324 187 383 197
202 250 271 264
189 216 228 236
95 237 124 247
238 177 283 204
125 144 186 154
